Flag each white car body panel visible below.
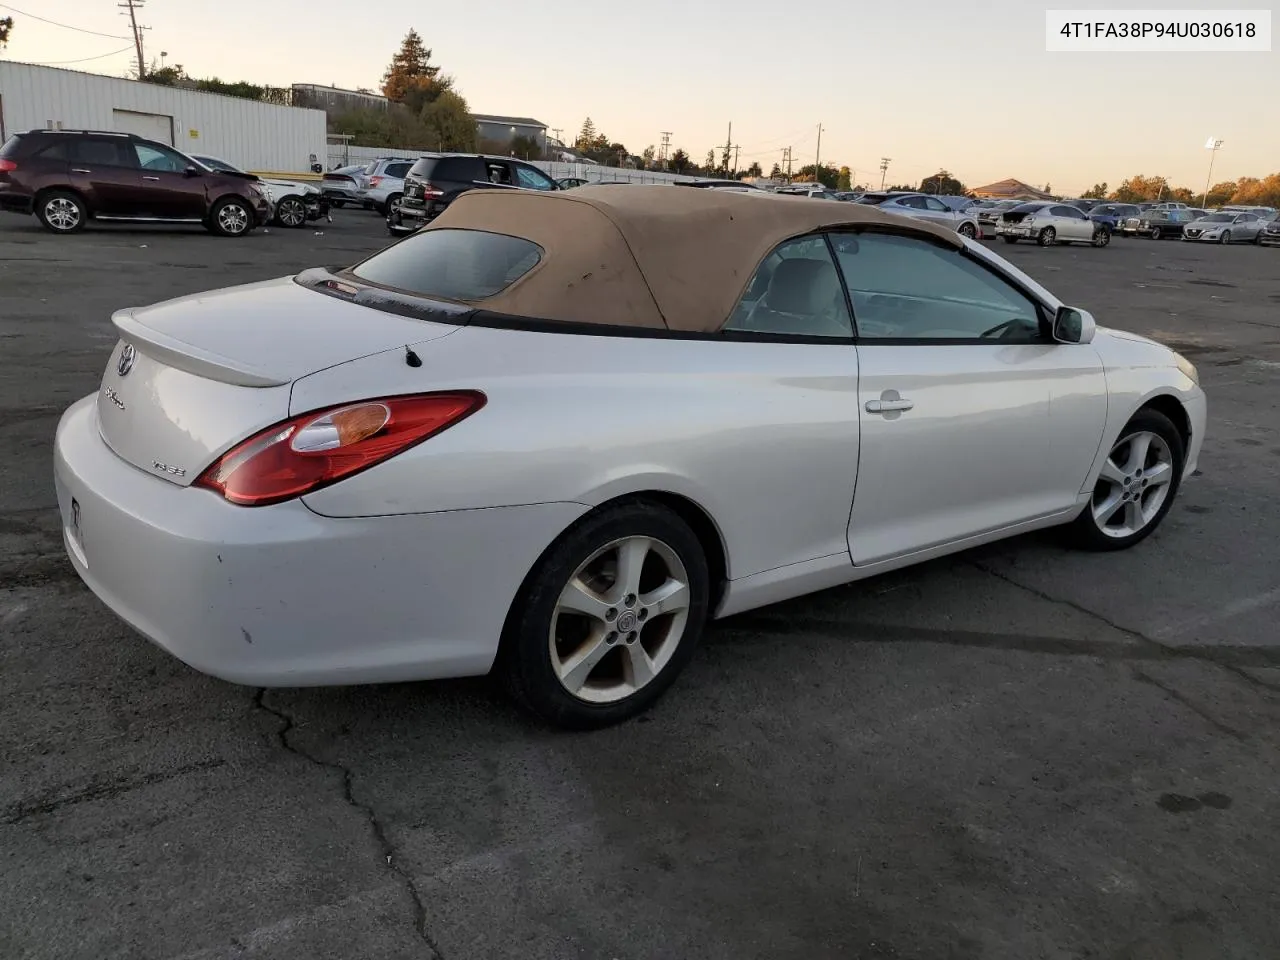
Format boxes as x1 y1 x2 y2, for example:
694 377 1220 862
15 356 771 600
53 236 1207 688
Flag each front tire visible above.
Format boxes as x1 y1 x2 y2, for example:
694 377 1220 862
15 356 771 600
1150 227 1163 240
1066 409 1185 551
36 190 88 234
958 221 976 239
274 195 307 228
1038 227 1056 246
1092 226 1111 247
1219 230 1231 244
498 499 710 729
207 197 255 237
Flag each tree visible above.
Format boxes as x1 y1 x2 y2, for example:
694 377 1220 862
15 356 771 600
381 30 441 103
641 145 656 168
421 89 476 152
1110 174 1172 203
794 164 839 189
745 161 763 178
670 149 690 174
1204 180 1237 207
1232 173 1280 206
920 170 965 195
575 118 598 152
837 166 852 191
510 134 541 159
705 150 716 172
402 74 454 114
769 162 783 179
0 16 13 47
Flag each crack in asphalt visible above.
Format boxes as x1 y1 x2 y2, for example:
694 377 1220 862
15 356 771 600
1130 668 1248 740
1 758 227 825
252 690 444 960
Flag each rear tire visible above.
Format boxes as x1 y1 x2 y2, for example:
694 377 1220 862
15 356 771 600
1150 227 1162 240
497 499 710 730
958 221 976 239
1065 408 1185 552
36 190 87 234
1219 230 1231 244
1038 227 1056 246
1092 226 1111 248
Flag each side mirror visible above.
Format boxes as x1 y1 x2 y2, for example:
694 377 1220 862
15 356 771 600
184 165 200 178
1052 305 1096 344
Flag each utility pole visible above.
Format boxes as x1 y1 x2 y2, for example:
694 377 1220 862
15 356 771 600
783 146 793 181
814 123 822 185
659 131 672 167
721 122 733 175
550 127 563 144
118 0 148 80
879 157 891 190
1202 138 1224 207
732 145 741 175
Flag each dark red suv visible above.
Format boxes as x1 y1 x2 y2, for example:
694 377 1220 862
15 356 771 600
0 129 272 237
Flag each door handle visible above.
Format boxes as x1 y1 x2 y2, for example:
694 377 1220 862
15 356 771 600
72 168 91 173
142 176 160 181
865 398 914 413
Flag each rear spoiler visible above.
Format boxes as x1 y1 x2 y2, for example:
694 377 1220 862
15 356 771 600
111 310 289 388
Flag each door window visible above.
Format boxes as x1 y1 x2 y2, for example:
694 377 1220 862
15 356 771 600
922 197 950 212
515 164 557 191
133 143 187 172
385 162 412 179
723 235 852 338
831 231 1043 342
73 139 133 167
895 195 927 209
484 162 513 185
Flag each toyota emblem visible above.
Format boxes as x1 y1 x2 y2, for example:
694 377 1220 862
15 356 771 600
117 343 136 377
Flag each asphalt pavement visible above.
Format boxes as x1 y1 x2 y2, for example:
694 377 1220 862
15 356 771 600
2 210 1278 960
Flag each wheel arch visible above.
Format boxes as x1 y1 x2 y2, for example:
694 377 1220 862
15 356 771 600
34 185 92 218
496 490 730 665
1138 392 1192 453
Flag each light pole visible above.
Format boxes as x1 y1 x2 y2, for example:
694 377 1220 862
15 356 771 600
1202 137 1224 208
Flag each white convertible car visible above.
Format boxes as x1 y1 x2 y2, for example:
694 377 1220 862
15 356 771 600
54 186 1206 728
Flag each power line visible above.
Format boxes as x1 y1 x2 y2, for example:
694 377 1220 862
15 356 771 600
116 0 147 80
28 44 134 65
0 3 132 39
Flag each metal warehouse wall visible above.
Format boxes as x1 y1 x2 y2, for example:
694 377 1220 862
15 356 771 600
0 62 327 171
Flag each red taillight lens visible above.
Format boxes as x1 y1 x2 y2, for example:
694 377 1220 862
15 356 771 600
194 392 485 506
367 175 384 188
0 159 17 173
421 181 443 198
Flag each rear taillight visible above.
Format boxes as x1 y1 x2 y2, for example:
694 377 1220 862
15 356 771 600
194 392 485 506
421 181 443 198
0 159 16 173
367 175 384 188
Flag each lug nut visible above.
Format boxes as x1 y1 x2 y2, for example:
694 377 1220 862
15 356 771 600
624 594 636 607
606 608 617 622
638 609 648 621
606 631 617 644
627 631 637 643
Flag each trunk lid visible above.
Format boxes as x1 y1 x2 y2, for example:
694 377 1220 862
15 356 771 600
96 275 462 487
1001 210 1034 223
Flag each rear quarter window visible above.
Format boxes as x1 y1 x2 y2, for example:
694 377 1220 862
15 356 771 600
0 135 25 158
349 228 543 301
433 157 485 182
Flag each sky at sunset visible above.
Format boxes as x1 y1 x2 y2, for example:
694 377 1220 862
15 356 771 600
4 0 1277 194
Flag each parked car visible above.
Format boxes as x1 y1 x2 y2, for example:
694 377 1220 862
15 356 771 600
52 185 1205 728
996 201 1111 246
1258 213 1280 246
973 199 1023 233
1063 199 1102 212
1088 203 1142 233
1130 209 1197 240
557 177 590 190
855 191 981 238
1181 210 1267 244
190 154 329 228
321 164 366 207
0 128 270 236
357 157 416 215
388 153 560 236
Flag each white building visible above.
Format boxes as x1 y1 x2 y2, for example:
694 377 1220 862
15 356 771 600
0 62 327 172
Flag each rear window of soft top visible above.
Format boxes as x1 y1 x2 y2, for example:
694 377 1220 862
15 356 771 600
349 228 542 301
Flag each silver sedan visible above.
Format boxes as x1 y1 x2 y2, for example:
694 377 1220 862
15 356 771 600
1181 211 1267 243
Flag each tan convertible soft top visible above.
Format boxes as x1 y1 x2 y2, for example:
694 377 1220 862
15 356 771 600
422 184 965 332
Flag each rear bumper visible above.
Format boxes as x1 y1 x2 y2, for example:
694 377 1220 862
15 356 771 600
54 394 588 687
388 199 443 234
0 193 34 215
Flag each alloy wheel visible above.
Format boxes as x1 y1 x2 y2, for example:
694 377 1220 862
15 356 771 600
276 198 305 227
959 222 975 238
1219 230 1230 244
549 535 691 703
218 203 250 235
44 197 81 231
1090 430 1175 538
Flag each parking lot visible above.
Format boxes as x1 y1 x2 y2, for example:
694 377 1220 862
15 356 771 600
2 210 1278 960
